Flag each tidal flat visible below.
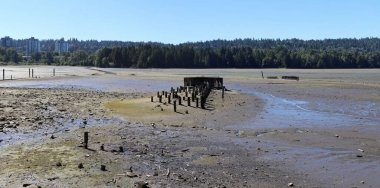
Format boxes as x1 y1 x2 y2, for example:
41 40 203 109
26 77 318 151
0 66 379 187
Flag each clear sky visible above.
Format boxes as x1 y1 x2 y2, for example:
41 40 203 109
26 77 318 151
1 0 379 44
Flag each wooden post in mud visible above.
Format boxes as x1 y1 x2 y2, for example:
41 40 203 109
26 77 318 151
187 97 191 106
196 97 199 108
151 96 153 102
185 91 188 97
84 132 89 149
157 91 160 98
178 97 182 105
174 101 177 112
168 96 171 104
222 86 225 99
11 75 12 80
53 68 55 76
159 95 162 103
32 69 34 78
29 68 31 78
201 96 205 109
165 91 168 98
261 71 264 79
2 69 4 80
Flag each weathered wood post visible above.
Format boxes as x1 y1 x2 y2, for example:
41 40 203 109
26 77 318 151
2 69 4 80
11 75 12 80
196 98 199 108
185 91 188 97
165 91 168 98
84 132 89 149
151 96 154 102
187 97 191 106
261 71 264 79
53 68 55 76
29 68 31 78
168 96 171 104
32 69 34 78
192 92 195 102
159 95 162 103
157 91 160 98
178 97 182 105
174 101 177 112
201 96 205 109
222 86 225 99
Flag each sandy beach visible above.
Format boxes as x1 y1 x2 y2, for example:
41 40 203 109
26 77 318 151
0 67 379 187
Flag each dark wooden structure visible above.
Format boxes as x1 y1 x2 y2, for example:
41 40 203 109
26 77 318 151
281 76 299 81
184 77 223 89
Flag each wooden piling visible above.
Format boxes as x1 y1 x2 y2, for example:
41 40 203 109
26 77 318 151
29 68 31 78
201 96 205 109
11 75 12 80
178 97 182 105
174 101 177 112
100 165 106 171
165 91 168 98
2 69 4 80
159 95 162 103
196 98 199 108
32 69 34 78
151 96 154 102
84 132 89 149
53 68 55 76
157 91 160 98
187 97 191 106
168 96 171 104
222 86 225 99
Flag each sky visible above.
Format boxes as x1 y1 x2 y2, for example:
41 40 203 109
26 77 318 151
1 0 379 44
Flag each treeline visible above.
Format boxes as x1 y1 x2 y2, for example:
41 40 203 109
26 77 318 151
1 38 380 68
95 45 380 68
185 38 380 51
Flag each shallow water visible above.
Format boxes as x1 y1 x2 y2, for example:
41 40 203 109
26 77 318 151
232 89 377 130
0 76 180 93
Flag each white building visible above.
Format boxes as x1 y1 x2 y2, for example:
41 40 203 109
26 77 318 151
26 37 40 55
0 36 14 48
55 38 69 53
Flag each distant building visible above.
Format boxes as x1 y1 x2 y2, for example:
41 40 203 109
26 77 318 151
26 37 40 55
0 36 13 48
55 38 69 53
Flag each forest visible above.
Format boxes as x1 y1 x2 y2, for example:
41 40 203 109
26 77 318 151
1 38 380 68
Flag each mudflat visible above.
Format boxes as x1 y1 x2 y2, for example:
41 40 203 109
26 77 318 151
0 67 379 187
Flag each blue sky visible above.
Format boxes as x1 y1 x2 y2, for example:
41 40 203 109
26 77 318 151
1 0 379 43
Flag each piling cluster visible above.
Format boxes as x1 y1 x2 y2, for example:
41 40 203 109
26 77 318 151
150 84 225 112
